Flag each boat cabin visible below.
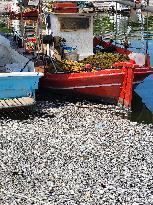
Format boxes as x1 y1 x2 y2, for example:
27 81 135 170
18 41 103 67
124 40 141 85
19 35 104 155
47 9 94 60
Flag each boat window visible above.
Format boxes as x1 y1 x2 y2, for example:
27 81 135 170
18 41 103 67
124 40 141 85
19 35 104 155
59 17 90 31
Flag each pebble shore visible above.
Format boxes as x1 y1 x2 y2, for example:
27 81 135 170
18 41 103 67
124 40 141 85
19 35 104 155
0 100 153 205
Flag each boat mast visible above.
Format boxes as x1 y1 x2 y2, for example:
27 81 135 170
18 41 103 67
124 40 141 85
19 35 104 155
115 1 118 45
20 0 24 38
146 0 149 56
37 0 43 55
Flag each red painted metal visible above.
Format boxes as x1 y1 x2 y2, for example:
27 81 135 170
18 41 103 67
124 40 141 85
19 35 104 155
52 2 78 13
23 9 38 18
115 62 135 108
9 9 38 19
97 38 132 56
135 0 142 4
26 38 37 43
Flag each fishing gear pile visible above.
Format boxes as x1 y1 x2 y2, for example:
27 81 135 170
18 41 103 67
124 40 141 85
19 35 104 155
80 52 130 70
49 52 130 73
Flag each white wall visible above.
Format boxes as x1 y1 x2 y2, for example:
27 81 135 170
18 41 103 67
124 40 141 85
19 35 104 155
50 13 94 60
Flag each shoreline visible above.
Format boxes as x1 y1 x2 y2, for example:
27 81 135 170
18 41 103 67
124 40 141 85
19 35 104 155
0 100 153 204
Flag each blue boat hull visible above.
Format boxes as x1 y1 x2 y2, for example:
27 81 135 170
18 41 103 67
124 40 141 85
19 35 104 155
0 72 43 100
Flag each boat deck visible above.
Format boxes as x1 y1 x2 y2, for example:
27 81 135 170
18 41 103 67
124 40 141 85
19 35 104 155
0 97 35 109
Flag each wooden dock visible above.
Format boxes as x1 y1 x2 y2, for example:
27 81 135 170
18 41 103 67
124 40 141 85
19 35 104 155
0 97 35 109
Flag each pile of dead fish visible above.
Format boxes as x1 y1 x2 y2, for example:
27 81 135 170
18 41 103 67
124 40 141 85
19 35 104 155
0 100 153 205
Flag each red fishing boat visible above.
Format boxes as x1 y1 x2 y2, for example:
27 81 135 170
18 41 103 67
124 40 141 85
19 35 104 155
40 38 153 109
38 2 153 109
40 62 134 108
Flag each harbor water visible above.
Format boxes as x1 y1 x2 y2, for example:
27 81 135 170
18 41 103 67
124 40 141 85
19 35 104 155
94 11 153 124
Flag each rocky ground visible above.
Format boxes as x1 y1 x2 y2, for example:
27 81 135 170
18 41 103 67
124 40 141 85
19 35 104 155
0 23 152 205
0 100 153 205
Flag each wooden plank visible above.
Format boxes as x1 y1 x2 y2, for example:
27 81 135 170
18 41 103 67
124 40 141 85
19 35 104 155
21 97 35 105
0 100 9 107
0 100 4 108
4 99 16 107
0 97 35 109
17 98 27 106
13 98 23 106
7 99 17 107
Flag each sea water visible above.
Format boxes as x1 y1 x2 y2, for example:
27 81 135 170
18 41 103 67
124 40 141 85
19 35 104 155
94 12 153 124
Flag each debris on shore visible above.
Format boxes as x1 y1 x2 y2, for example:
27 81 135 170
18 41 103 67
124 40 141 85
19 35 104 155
0 100 153 205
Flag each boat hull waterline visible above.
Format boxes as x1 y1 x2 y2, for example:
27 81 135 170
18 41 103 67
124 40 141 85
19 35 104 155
40 66 136 109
